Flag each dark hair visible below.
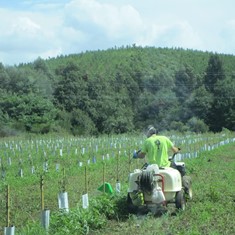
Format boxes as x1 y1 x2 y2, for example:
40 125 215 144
146 125 157 137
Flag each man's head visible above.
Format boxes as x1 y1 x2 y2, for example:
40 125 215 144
146 125 157 138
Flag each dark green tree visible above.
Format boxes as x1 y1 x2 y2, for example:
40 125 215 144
70 108 97 135
5 67 36 94
0 63 10 90
1 46 235 135
174 65 198 102
53 61 88 112
203 54 229 131
0 93 57 133
208 77 235 131
189 85 213 120
204 54 225 93
32 57 55 98
174 65 199 122
186 117 209 133
87 75 134 134
136 89 178 131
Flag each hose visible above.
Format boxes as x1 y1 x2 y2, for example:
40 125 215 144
139 171 154 193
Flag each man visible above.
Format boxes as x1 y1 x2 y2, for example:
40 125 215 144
133 125 179 167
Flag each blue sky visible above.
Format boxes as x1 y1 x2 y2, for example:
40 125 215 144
1 0 235 66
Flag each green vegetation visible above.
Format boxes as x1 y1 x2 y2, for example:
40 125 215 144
1 46 235 136
0 46 235 234
0 132 234 234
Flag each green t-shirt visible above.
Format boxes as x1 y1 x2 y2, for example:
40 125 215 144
142 135 174 167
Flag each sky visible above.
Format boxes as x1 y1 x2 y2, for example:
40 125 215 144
0 0 235 66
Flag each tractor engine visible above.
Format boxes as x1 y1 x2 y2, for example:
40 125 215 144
128 164 165 205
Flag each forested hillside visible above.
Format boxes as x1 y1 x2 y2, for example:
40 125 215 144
0 46 235 136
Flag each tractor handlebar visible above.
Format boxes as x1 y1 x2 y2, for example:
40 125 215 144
169 147 181 162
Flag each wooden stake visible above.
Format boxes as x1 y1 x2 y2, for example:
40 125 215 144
84 166 88 193
128 149 131 173
102 162 105 192
62 168 66 192
116 152 119 182
6 185 10 227
40 175 44 211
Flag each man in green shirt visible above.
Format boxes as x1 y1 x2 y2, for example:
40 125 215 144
134 125 179 167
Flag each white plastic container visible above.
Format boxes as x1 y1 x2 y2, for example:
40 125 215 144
58 192 69 212
4 226 15 235
116 181 121 193
159 167 182 192
82 193 89 209
146 164 159 174
41 209 50 230
152 187 165 204
128 169 142 192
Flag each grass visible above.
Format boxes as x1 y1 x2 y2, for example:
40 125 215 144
94 143 235 235
0 133 234 234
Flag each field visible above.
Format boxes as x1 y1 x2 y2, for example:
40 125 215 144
0 131 234 235
99 141 235 235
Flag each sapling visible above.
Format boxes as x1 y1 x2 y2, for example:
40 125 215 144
58 168 69 212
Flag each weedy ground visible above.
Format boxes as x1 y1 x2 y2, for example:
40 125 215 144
1 141 235 235
94 144 235 235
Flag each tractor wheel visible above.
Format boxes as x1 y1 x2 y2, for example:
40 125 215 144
126 193 138 214
183 176 193 200
127 193 132 204
175 190 186 210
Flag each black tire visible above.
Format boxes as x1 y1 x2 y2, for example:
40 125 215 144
183 176 193 200
127 192 132 204
126 193 138 214
175 190 186 210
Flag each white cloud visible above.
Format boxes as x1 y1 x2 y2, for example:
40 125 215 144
134 20 203 52
64 0 143 39
172 21 203 49
0 7 63 64
12 17 41 35
0 0 235 65
216 19 235 54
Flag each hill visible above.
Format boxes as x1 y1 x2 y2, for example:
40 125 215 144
0 46 235 136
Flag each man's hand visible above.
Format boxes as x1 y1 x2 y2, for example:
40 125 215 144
133 149 141 159
172 146 180 153
133 152 138 159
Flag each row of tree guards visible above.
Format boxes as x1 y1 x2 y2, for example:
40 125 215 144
2 136 235 234
0 133 230 167
3 163 119 234
1 137 234 180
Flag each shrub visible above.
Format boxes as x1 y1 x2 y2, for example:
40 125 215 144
186 117 209 133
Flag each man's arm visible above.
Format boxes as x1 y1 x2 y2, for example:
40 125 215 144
137 151 145 159
172 146 180 153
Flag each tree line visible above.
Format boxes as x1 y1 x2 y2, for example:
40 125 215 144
0 46 235 136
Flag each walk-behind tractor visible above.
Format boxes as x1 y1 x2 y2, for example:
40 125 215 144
127 153 192 215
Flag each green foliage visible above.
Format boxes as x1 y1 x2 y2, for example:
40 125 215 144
204 54 225 93
203 54 235 131
1 133 235 235
174 65 198 102
70 109 97 135
209 77 235 131
49 194 126 235
186 117 209 133
53 61 88 112
16 193 130 235
189 85 213 120
170 121 189 133
1 47 235 135
0 93 57 133
4 67 36 94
